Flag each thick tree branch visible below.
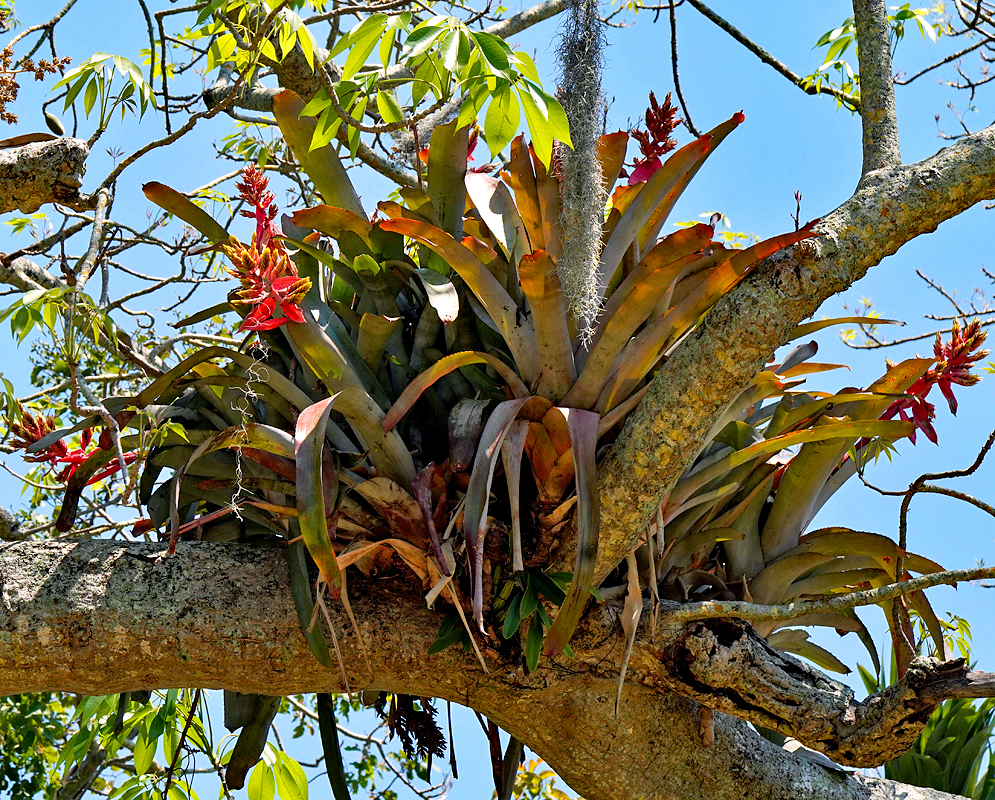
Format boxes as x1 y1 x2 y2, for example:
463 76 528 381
853 0 902 174
0 137 91 213
1 538 994 796
595 122 995 578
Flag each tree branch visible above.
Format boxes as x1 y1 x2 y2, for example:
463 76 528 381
595 122 995 578
3 538 995 790
853 0 902 174
0 137 92 214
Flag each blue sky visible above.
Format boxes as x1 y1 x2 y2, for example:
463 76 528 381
3 0 995 796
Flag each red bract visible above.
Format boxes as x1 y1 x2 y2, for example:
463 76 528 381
222 241 311 331
627 92 682 185
7 408 136 483
223 164 312 331
881 319 988 444
926 317 988 415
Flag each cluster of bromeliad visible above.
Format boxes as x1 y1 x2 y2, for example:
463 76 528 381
6 90 989 686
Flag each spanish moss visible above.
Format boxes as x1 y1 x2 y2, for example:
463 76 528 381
555 0 608 342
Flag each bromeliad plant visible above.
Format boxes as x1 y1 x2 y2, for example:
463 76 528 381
650 325 986 678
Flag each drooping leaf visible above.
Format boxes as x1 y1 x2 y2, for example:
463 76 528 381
544 408 601 656
384 350 529 433
749 552 836 606
766 630 851 674
463 398 530 627
501 420 530 572
294 397 343 591
291 205 373 244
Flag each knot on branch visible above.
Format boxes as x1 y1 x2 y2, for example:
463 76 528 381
0 136 90 213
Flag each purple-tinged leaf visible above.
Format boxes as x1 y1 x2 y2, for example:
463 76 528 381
463 398 530 629
412 465 450 577
500 420 530 572
543 408 601 657
295 397 343 592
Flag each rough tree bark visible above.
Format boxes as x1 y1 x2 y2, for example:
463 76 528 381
0 136 91 213
0 540 980 800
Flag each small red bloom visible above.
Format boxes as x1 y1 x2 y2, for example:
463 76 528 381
236 164 280 251
880 319 988 444
628 92 682 185
7 407 136 483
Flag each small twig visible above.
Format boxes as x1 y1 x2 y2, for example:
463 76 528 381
681 0 860 111
162 689 203 800
662 564 995 627
668 0 699 136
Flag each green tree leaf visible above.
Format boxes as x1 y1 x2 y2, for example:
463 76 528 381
484 82 520 157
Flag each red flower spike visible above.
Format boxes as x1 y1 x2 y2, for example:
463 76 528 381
628 91 682 185
221 223 312 333
235 164 279 251
880 319 988 445
926 318 989 415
